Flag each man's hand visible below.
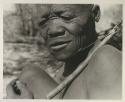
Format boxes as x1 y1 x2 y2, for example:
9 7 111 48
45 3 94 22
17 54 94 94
6 79 34 99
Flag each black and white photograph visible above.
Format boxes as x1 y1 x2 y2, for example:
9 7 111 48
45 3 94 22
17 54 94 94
3 3 122 99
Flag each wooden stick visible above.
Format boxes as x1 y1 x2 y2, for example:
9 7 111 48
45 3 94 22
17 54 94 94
46 21 121 99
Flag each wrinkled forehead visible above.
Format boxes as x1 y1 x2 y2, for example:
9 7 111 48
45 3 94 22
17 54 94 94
51 4 93 12
37 4 93 15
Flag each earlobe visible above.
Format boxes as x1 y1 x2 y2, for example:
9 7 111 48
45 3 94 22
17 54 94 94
92 5 101 22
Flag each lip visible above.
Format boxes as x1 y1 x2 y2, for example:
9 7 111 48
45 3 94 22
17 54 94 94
49 40 71 51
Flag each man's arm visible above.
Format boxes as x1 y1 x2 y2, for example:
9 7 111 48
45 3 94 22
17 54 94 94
6 64 59 99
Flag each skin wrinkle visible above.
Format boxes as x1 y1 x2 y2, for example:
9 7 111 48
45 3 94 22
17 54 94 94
70 21 97 55
51 6 94 61
63 21 88 53
38 4 98 75
39 7 93 50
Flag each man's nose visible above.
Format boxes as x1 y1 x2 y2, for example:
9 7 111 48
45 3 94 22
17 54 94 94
47 25 65 38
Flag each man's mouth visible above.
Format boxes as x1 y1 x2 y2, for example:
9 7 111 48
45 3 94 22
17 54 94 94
49 41 71 51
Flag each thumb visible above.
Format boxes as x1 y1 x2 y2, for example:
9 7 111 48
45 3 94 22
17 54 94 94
16 81 34 98
6 79 18 98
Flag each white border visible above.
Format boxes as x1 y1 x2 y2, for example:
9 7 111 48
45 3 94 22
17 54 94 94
0 0 125 102
1 0 124 4
0 2 3 99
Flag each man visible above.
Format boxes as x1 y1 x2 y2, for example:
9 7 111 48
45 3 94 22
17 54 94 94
6 4 122 99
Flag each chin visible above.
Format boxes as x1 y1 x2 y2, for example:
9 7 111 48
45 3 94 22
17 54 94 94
53 53 71 61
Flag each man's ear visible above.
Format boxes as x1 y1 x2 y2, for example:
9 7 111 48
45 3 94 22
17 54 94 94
92 5 101 22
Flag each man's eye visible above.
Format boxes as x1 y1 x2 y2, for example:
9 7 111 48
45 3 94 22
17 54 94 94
60 13 74 20
39 18 48 26
60 15 73 20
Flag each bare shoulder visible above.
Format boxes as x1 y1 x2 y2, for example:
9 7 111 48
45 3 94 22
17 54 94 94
85 45 122 99
93 44 121 61
89 44 122 71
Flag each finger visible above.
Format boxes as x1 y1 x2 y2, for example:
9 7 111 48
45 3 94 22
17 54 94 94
9 79 18 86
16 81 27 92
6 78 18 94
16 81 34 98
6 83 15 96
6 80 18 98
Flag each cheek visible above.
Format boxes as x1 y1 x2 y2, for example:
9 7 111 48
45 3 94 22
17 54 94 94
76 15 89 26
67 14 90 33
73 34 87 50
65 21 86 40
65 23 83 36
65 22 89 50
64 16 88 36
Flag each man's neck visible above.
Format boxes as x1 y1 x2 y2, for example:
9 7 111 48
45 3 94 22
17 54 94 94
63 46 92 77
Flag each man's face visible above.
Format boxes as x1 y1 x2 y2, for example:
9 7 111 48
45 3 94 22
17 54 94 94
38 4 96 61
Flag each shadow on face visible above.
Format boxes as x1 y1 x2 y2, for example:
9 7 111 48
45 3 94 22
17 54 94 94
37 4 98 61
